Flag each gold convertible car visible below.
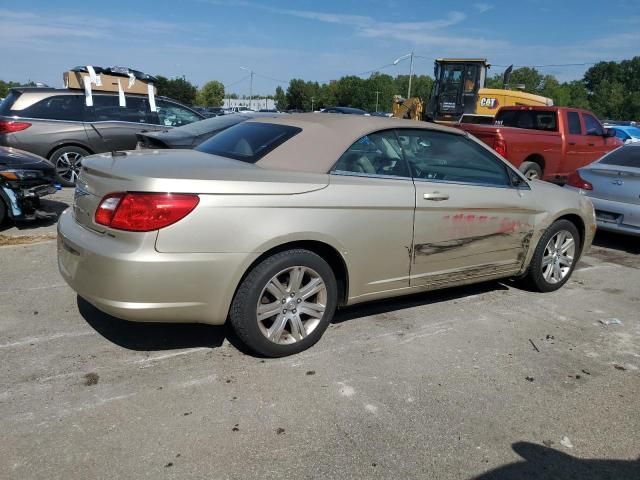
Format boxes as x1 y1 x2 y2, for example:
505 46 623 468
58 114 596 356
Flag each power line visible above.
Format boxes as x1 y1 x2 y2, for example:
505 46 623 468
492 62 599 69
223 74 250 89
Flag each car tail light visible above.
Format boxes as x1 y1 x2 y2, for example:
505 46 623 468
493 138 507 157
0 120 32 134
566 170 593 190
95 192 200 231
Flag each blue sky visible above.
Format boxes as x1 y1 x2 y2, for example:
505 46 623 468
1 0 639 95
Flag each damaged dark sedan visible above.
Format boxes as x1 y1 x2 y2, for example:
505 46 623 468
0 146 58 224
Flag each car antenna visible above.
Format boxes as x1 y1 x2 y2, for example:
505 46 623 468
90 123 126 157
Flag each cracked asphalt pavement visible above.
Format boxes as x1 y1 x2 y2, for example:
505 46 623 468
1 189 639 479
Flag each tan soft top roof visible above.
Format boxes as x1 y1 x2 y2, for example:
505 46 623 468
250 113 464 173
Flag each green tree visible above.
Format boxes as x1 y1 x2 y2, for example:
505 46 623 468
274 86 287 110
393 74 433 101
507 67 543 94
286 79 312 110
155 75 197 105
196 80 225 107
0 80 21 98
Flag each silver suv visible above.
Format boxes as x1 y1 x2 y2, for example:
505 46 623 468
0 88 204 186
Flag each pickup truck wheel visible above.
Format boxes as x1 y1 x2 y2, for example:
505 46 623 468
50 146 89 187
520 161 543 180
524 219 580 292
229 249 338 357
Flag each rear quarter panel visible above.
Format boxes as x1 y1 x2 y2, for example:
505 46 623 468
155 175 416 299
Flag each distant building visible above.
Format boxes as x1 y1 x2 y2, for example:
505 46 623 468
223 98 276 110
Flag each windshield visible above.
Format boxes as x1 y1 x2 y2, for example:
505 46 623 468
195 122 301 163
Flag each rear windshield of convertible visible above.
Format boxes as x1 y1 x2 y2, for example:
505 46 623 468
195 122 302 163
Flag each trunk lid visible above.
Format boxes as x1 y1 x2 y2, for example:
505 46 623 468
581 163 640 206
72 149 329 232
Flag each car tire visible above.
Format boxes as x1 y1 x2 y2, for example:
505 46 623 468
524 219 581 292
519 161 543 181
50 146 89 187
229 249 338 357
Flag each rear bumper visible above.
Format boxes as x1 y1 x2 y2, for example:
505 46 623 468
590 196 640 237
57 209 258 324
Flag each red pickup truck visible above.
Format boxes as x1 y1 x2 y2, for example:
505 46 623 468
459 106 623 182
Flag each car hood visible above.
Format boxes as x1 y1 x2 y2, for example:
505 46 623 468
0 146 55 171
79 149 329 196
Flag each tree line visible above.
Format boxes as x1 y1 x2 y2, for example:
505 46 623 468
1 57 638 120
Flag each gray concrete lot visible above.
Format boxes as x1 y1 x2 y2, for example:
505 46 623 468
0 191 639 479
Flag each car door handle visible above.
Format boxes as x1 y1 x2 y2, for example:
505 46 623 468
588 143 595 147
568 142 576 146
423 192 450 201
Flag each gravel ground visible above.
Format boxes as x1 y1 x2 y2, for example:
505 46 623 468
0 192 638 479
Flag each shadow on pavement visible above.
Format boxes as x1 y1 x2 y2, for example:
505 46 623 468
471 442 639 480
334 281 508 323
592 230 640 255
77 296 228 351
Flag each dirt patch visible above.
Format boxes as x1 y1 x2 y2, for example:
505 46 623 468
0 233 57 246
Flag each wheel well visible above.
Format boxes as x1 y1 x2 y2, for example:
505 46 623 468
46 143 94 160
242 241 349 306
524 154 545 173
557 214 586 253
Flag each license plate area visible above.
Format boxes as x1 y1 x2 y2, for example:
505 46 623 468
595 210 622 224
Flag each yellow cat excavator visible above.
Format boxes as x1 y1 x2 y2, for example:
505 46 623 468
392 58 553 123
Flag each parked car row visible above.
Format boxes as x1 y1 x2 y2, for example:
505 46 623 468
0 87 205 186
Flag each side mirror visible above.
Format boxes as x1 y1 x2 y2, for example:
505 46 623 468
604 128 617 138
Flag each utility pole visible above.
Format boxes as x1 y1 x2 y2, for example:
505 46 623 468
374 91 381 112
311 96 315 112
408 51 414 99
240 66 254 110
249 70 254 110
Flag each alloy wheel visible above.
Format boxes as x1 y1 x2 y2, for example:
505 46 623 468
256 266 327 345
541 230 576 284
56 152 83 183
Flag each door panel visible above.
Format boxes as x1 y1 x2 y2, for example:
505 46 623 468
85 95 163 152
393 127 538 287
411 182 538 286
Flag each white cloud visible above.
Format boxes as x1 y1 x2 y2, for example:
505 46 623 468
473 3 494 14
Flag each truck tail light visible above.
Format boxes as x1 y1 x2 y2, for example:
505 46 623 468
493 138 507 157
95 192 200 231
566 170 593 191
0 120 32 134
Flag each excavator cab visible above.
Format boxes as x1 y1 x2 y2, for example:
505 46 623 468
426 58 489 122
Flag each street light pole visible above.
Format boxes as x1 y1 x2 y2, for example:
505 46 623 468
393 51 416 98
407 51 414 99
240 66 254 110
374 90 380 112
311 96 315 112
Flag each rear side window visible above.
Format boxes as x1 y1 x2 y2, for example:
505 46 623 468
92 95 153 123
599 147 640 167
495 110 557 131
16 95 85 121
567 111 582 135
195 122 301 163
